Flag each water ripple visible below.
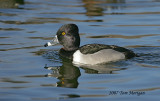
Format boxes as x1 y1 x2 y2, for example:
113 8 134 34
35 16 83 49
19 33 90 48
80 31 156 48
87 34 159 39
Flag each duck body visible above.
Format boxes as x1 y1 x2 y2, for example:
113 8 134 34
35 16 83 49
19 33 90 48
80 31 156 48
44 24 136 65
59 44 135 65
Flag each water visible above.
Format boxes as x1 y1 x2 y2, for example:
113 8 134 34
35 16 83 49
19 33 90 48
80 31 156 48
0 0 160 101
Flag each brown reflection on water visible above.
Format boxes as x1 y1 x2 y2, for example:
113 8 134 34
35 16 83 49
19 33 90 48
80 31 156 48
103 12 160 15
32 17 103 23
0 44 15 45
41 12 85 15
82 0 104 16
0 12 17 16
87 34 159 39
0 77 30 89
0 45 42 51
117 24 160 26
0 20 48 25
136 63 160 68
0 0 24 8
0 28 23 31
32 49 48 56
28 37 53 40
82 0 125 16
0 37 10 39
131 87 160 92
1 77 30 83
0 18 102 25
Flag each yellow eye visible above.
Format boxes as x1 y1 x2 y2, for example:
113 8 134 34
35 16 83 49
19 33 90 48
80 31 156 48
62 32 66 35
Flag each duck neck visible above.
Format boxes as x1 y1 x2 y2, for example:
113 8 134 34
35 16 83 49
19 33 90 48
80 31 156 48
59 48 78 60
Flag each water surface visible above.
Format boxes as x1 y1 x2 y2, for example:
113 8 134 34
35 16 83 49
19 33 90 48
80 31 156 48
0 0 160 101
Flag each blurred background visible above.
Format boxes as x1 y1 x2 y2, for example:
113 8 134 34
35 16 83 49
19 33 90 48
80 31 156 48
0 0 160 101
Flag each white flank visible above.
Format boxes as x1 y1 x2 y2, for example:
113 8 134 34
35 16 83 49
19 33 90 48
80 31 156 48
73 49 125 65
47 42 52 46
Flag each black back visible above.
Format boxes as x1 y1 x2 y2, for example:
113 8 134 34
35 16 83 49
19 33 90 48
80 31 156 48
79 44 136 59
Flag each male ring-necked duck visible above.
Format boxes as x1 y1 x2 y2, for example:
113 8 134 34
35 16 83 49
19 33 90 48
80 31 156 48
44 24 136 65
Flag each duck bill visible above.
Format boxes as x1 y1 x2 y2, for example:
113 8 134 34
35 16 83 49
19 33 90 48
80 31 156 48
44 35 59 47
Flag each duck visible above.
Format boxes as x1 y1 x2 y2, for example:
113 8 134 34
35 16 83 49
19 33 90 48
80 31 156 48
44 24 136 65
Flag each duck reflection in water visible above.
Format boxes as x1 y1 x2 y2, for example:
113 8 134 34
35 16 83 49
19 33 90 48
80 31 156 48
44 58 126 88
44 59 81 88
